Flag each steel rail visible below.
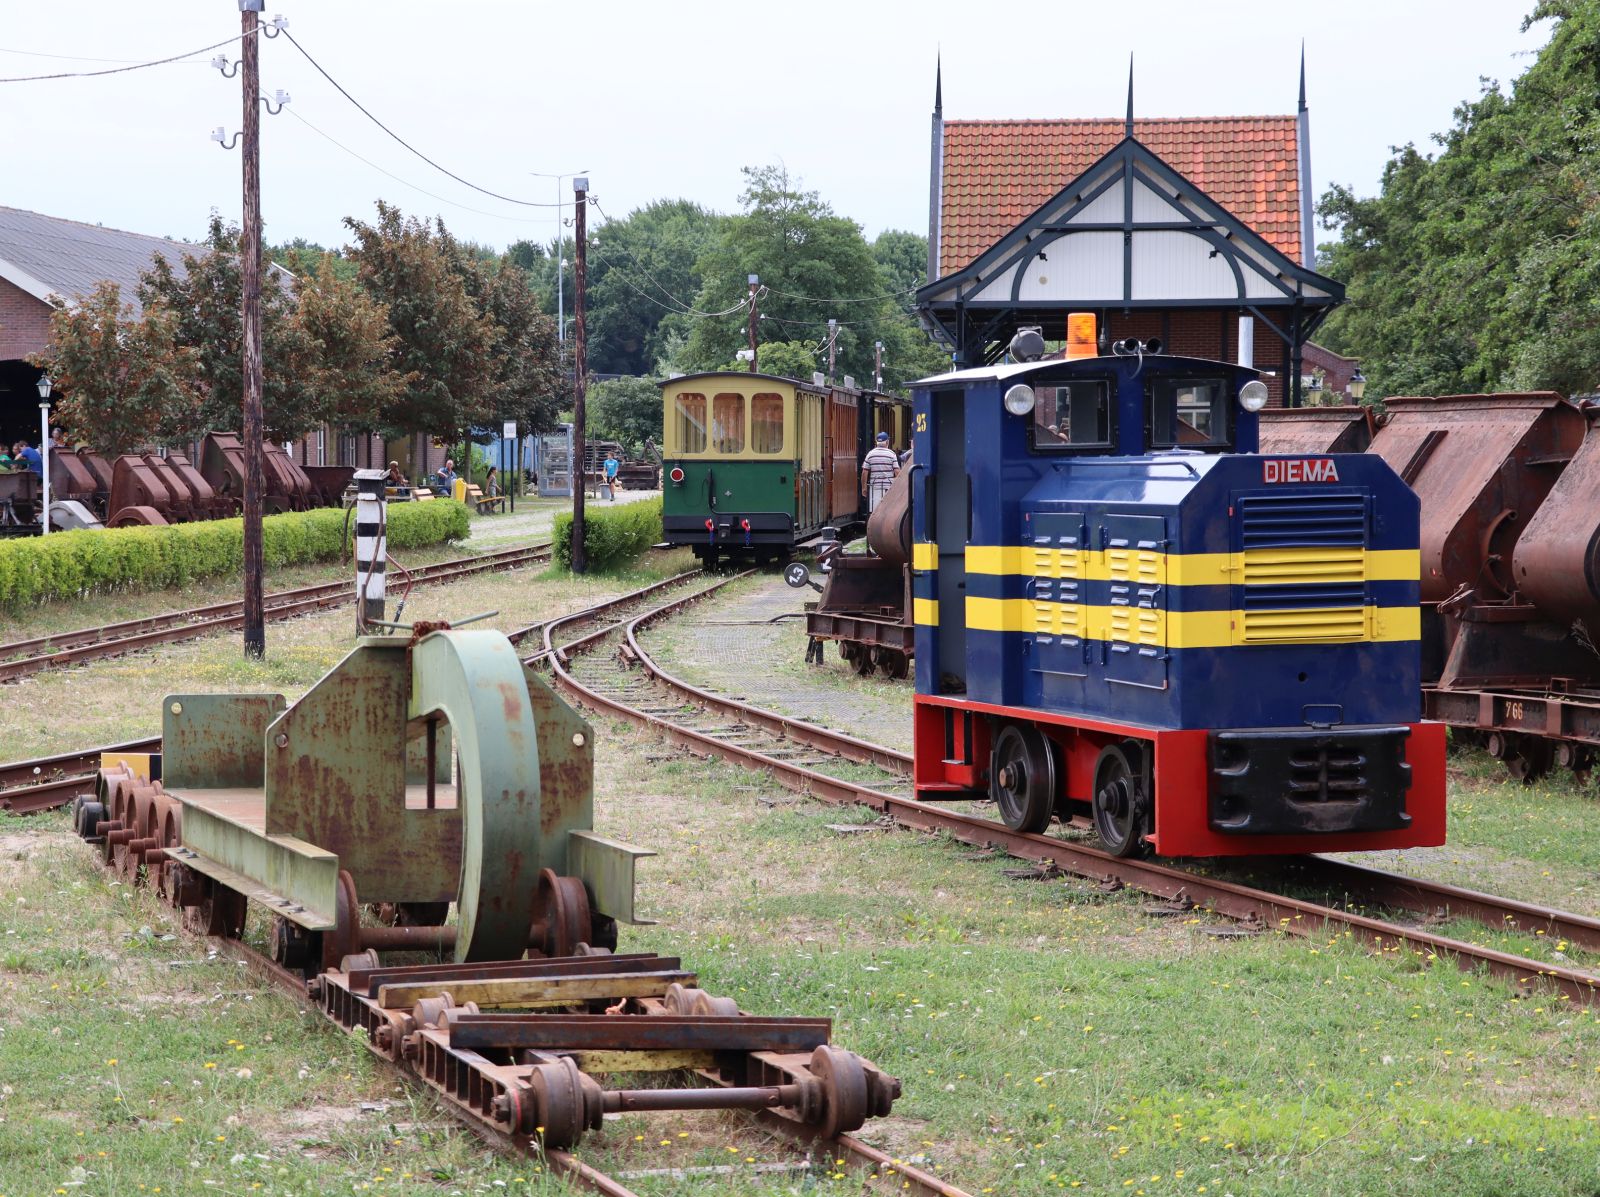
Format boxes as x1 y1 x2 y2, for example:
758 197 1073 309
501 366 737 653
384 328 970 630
0 543 551 683
0 735 163 813
543 593 1600 1010
115 788 960 1195
626 603 912 777
601 622 1600 955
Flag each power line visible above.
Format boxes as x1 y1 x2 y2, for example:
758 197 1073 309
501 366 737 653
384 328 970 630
762 282 922 304
0 28 255 82
0 45 211 66
588 244 753 319
587 197 731 316
281 105 549 227
280 27 565 209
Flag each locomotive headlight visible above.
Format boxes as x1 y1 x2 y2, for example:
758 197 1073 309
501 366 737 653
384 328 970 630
1003 384 1037 416
1238 380 1270 412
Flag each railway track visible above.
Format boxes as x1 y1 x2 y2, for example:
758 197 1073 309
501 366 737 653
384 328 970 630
0 735 162 814
43 569 972 1197
542 583 1600 1009
0 541 552 684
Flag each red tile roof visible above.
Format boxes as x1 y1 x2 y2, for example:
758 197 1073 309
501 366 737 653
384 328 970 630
939 116 1302 278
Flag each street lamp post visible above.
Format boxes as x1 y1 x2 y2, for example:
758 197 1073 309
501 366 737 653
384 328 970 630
36 373 52 535
529 168 588 341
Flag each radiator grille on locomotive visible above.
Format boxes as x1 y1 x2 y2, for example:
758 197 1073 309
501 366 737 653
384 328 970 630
1236 494 1370 644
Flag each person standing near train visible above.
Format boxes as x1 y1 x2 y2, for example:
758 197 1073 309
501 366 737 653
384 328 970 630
860 431 899 512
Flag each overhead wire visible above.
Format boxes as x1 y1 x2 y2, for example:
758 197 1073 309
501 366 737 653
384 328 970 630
279 27 565 209
280 104 550 227
0 46 212 66
0 28 257 82
587 243 753 319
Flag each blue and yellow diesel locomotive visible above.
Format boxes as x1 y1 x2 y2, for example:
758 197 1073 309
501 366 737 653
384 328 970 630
908 318 1446 858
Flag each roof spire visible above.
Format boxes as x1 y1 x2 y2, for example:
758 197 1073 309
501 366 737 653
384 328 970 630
1125 54 1134 138
935 49 943 115
1298 40 1307 111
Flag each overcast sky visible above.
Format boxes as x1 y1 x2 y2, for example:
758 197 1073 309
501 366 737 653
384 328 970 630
0 1 1550 269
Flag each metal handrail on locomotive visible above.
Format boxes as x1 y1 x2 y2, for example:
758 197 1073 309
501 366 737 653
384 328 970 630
660 372 910 565
907 314 1446 859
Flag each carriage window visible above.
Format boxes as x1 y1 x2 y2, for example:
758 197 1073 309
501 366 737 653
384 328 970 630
750 393 784 454
711 393 745 453
1030 381 1113 451
1150 378 1229 449
673 392 707 454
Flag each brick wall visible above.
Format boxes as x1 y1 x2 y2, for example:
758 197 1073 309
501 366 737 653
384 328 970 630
0 278 53 361
1100 309 1289 407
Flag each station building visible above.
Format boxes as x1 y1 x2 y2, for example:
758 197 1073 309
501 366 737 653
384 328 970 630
916 64 1344 406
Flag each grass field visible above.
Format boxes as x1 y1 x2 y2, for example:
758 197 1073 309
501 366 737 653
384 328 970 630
2 569 1600 1196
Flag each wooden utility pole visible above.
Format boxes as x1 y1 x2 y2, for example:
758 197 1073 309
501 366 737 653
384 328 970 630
571 177 589 574
746 274 759 372
827 318 838 381
874 340 883 391
240 0 266 658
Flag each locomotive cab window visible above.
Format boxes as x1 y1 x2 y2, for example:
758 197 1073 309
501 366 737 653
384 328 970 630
1149 377 1231 451
711 393 745 453
750 392 785 455
1030 380 1114 452
672 392 707 454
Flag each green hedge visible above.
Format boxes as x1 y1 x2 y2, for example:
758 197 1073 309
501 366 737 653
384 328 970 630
553 497 662 572
0 500 470 610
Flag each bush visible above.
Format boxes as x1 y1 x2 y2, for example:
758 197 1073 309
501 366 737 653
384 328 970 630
553 497 662 572
0 500 470 610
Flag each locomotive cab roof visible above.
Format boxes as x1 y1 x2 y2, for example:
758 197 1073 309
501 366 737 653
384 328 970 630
911 352 1269 458
910 352 1257 388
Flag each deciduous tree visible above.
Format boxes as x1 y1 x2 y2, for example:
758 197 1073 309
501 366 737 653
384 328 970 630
137 215 319 442
342 201 495 442
586 376 662 456
37 282 199 455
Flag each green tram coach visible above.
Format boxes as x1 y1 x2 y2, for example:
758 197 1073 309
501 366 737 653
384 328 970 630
660 372 909 565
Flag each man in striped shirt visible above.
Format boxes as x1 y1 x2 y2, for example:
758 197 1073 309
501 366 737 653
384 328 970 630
860 432 900 512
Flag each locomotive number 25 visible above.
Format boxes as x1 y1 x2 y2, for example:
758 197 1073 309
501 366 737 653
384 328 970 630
915 413 927 433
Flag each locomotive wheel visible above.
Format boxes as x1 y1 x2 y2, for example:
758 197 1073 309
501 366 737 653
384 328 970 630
989 724 1056 835
1092 742 1150 858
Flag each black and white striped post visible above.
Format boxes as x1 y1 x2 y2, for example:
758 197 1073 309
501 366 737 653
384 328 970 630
353 468 387 633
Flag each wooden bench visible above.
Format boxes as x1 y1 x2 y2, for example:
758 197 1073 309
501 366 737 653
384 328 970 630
412 488 436 502
475 493 507 514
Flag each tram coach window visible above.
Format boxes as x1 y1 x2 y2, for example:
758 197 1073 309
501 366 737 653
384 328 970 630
750 392 784 454
674 392 707 454
1150 378 1229 449
712 393 745 453
1030 381 1113 451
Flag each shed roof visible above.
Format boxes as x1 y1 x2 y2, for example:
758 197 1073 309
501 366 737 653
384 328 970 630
940 116 1301 277
0 205 196 314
